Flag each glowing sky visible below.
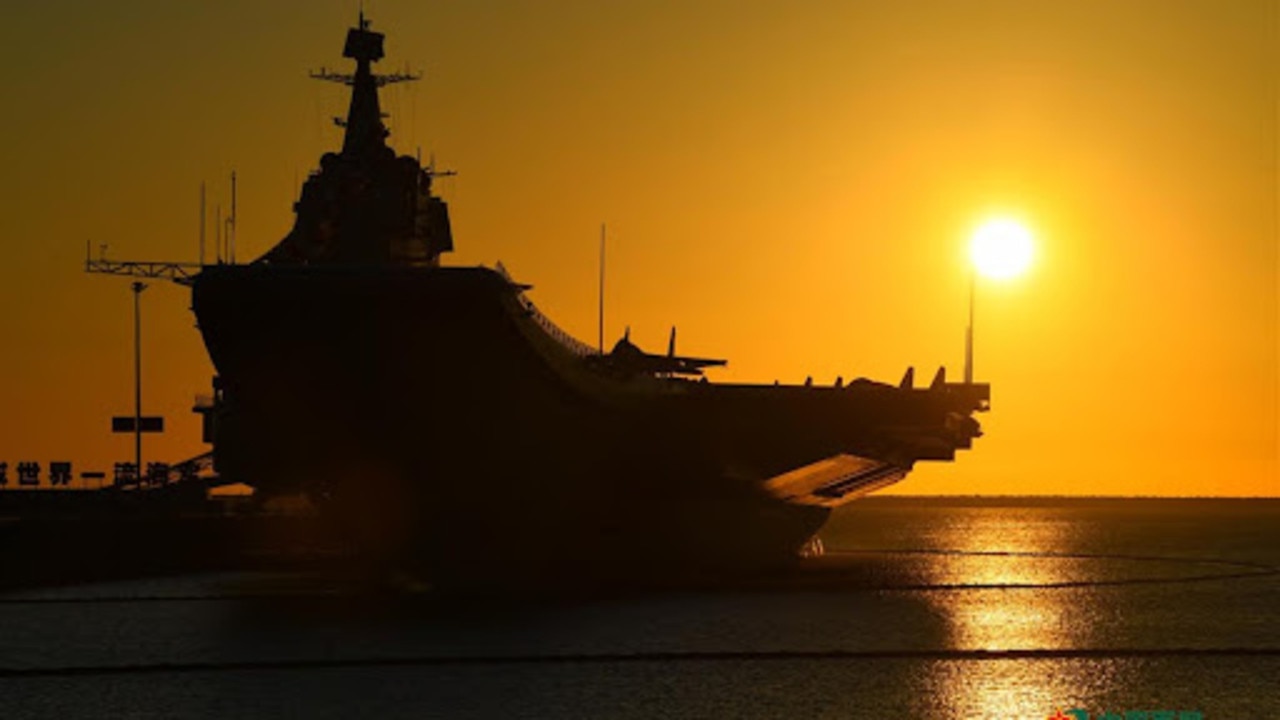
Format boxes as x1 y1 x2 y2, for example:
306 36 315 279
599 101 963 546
0 0 1276 496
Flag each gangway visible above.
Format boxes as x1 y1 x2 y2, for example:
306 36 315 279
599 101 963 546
83 243 203 286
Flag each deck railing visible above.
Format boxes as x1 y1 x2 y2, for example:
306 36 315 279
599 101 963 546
495 262 600 358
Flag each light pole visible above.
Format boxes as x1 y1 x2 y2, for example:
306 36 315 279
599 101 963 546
966 217 1034 386
132 281 147 476
964 268 975 385
598 223 606 354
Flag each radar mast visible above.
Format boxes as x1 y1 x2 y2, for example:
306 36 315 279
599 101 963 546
309 10 421 157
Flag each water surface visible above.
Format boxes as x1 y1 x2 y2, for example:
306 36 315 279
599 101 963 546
1 497 1275 718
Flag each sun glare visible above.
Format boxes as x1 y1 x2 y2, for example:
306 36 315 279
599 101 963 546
970 218 1034 280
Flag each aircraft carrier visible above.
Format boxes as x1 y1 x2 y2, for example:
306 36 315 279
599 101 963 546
190 14 990 587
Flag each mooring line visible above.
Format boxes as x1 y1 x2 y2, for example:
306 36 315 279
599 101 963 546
2 646 1278 679
0 591 347 606
830 547 1277 572
816 548 1280 591
1 549 1274 603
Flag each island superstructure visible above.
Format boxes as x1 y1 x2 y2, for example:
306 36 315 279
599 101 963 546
190 14 990 585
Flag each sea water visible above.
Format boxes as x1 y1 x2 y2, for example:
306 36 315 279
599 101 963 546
0 497 1275 718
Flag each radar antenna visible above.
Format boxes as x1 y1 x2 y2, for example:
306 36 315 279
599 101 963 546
425 152 457 180
309 67 421 88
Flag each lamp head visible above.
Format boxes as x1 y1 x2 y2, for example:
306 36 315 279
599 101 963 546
970 218 1033 280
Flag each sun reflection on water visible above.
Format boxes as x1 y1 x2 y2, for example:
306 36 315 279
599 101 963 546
913 659 1125 720
911 508 1122 716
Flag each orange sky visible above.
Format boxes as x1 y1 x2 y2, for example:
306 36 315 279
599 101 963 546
0 0 1276 496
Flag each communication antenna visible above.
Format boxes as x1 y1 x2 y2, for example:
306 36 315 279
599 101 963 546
215 204 222 264
199 182 206 265
598 223 607 354
229 171 238 264
410 73 418 154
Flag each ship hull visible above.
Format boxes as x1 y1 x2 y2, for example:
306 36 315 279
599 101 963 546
194 265 833 586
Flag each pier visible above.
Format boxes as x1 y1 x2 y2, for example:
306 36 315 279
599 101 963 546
0 452 242 515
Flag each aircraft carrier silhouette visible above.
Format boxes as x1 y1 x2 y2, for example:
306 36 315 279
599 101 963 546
182 13 991 587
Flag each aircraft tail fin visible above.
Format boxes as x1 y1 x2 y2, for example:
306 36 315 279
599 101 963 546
930 366 946 390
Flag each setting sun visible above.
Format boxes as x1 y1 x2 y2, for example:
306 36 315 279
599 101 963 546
970 218 1034 280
